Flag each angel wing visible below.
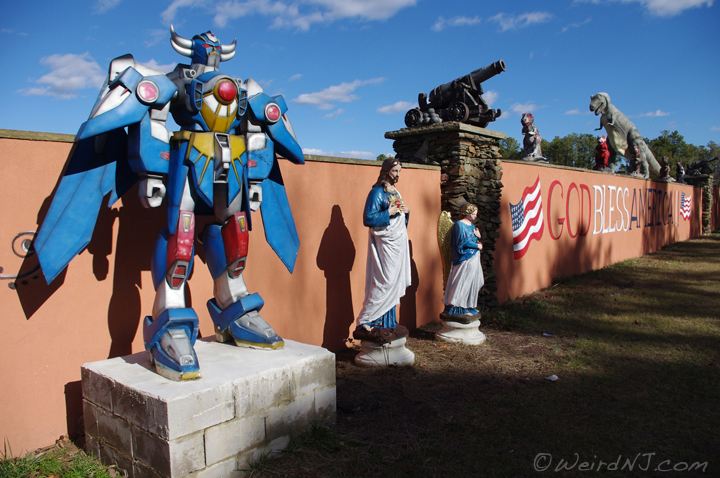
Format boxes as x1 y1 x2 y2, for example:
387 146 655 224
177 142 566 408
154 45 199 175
437 210 454 290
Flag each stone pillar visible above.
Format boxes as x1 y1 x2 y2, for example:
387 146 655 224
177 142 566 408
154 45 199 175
385 123 505 310
685 175 713 234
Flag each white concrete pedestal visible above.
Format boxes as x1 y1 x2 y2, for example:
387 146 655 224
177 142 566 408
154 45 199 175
354 337 415 367
436 319 486 345
82 339 336 478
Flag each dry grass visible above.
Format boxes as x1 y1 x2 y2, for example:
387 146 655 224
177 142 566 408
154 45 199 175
250 234 720 478
12 235 720 478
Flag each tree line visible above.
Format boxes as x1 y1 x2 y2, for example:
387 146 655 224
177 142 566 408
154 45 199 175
500 130 719 177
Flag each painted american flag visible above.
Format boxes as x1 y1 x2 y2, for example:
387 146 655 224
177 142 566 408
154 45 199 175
680 192 692 220
511 176 544 260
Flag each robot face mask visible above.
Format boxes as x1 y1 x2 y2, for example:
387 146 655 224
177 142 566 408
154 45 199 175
170 26 237 66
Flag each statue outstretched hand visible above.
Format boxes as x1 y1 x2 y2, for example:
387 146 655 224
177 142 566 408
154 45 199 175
138 176 166 208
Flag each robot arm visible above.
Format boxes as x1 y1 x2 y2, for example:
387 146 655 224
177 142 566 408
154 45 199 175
78 55 178 208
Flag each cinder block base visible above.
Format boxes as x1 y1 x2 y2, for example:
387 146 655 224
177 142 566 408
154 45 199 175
82 339 336 478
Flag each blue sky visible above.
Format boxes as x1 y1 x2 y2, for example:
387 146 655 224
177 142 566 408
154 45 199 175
2 0 718 159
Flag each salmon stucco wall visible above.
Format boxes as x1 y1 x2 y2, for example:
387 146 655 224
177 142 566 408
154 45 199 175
0 133 442 454
0 130 711 454
494 161 702 303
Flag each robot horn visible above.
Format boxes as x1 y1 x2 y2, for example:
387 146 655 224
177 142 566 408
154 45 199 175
170 25 193 57
220 38 237 62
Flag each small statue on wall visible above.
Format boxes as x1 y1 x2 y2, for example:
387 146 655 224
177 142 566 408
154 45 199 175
659 156 675 181
521 113 546 162
628 144 648 178
676 161 686 183
593 135 611 172
404 60 506 128
352 159 415 366
436 204 486 345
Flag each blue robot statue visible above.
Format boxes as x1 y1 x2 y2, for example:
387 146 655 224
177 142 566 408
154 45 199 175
34 26 305 381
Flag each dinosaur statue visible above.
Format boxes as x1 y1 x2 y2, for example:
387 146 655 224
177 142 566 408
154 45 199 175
589 92 660 178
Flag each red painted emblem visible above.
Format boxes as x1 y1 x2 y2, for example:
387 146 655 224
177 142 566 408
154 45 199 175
217 80 236 102
265 103 281 122
136 80 159 103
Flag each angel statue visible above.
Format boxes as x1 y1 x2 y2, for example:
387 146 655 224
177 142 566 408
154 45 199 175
436 204 486 345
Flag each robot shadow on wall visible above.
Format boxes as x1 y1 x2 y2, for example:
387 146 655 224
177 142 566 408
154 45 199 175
34 26 305 381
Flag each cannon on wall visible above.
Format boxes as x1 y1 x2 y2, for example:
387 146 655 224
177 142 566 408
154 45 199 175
405 60 506 128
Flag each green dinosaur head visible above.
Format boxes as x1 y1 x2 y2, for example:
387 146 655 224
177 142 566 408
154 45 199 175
589 93 610 116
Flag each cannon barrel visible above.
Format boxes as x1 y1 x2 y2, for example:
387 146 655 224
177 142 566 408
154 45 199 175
427 60 505 108
465 59 506 87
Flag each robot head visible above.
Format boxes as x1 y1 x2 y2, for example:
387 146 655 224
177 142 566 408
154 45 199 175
170 25 236 67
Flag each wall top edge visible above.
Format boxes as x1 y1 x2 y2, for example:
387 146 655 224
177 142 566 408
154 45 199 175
0 129 440 171
385 122 507 140
304 154 439 170
501 159 698 186
0 129 75 143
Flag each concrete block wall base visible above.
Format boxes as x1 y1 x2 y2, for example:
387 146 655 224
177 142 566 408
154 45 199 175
436 319 486 345
82 339 336 478
354 337 415 367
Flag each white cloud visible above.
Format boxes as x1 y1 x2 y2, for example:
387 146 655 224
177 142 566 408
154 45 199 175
289 73 303 82
432 15 481 31
2 28 28 36
293 78 385 109
164 0 417 30
377 101 415 114
710 126 720 131
139 59 177 74
489 12 553 32
340 150 375 158
302 147 375 159
144 29 168 48
561 17 592 32
20 53 105 99
94 0 122 14
162 0 202 25
575 0 714 17
324 108 345 118
565 109 592 115
638 109 670 117
509 102 539 115
482 90 499 107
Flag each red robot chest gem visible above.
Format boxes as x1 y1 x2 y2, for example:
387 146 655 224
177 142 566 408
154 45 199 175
217 80 236 102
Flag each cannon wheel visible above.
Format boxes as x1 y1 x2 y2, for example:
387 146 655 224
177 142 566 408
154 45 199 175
447 102 469 123
405 109 422 128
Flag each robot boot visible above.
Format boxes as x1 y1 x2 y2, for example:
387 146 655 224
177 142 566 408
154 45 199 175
143 308 201 380
207 294 284 349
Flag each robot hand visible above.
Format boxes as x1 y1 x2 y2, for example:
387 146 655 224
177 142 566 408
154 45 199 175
139 176 166 208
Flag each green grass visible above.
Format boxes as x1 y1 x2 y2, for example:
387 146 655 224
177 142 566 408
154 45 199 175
252 235 720 477
0 438 118 478
5 235 719 478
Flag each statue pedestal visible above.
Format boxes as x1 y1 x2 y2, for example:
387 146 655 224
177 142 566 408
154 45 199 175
355 337 415 367
82 340 335 478
436 318 486 345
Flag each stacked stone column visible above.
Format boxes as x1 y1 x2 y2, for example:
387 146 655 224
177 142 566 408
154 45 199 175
684 175 713 234
385 123 505 310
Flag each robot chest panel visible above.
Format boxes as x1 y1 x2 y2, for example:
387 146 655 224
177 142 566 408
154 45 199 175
197 75 246 133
